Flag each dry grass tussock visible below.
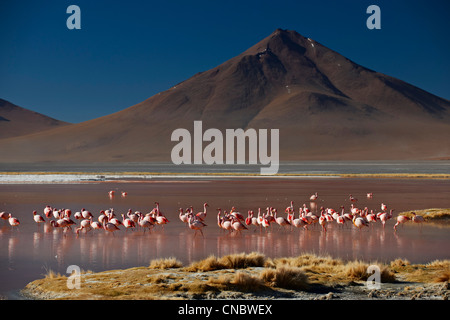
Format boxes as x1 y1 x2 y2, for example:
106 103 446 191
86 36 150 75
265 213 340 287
400 208 450 220
184 252 266 272
25 252 450 300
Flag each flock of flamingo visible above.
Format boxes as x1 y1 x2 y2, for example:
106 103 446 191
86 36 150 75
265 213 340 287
0 191 425 238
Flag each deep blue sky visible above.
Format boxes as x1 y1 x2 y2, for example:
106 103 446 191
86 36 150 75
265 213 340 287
1 0 449 123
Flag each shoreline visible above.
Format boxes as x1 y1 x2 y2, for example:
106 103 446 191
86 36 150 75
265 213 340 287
0 172 449 184
21 252 449 300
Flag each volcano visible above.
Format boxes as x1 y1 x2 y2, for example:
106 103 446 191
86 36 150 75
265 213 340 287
0 29 449 163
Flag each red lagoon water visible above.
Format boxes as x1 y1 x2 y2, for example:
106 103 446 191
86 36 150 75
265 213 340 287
1 178 449 297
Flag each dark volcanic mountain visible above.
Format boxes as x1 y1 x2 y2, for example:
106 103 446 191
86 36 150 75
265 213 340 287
0 99 69 140
0 29 449 163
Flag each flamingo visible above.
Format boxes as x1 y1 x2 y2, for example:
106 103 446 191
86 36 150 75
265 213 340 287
121 214 136 231
110 216 123 227
285 201 294 213
155 214 170 227
250 210 259 228
179 208 189 225
336 214 345 228
81 208 93 220
292 209 306 230
367 193 373 199
127 209 139 225
188 213 207 238
319 208 327 232
8 214 20 228
138 214 153 233
261 215 271 231
121 191 127 197
366 212 377 224
53 209 62 220
0 211 10 221
196 203 209 221
245 210 252 226
274 209 290 230
381 203 387 212
230 207 245 221
44 206 53 218
103 219 120 235
90 217 103 232
378 212 388 228
98 211 108 224
231 216 248 234
349 194 358 202
74 211 83 220
353 215 369 231
33 210 45 225
310 192 318 201
256 208 264 226
76 219 92 235
394 215 410 231
411 212 425 224
217 209 224 228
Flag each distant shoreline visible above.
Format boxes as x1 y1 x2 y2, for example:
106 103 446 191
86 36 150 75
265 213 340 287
0 171 450 181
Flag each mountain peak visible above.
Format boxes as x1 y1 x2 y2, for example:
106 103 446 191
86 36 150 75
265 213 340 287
0 29 449 162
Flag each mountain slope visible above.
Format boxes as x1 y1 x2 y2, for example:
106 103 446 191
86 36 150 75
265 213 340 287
0 99 69 140
0 29 448 163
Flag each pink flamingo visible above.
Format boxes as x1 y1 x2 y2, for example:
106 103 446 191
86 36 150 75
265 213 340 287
138 214 153 233
98 211 108 224
381 203 387 211
319 208 327 232
274 209 290 230
188 213 207 238
411 212 425 224
0 211 10 221
310 192 318 201
367 193 373 199
349 194 358 202
81 208 93 220
8 214 20 228
217 209 224 229
43 206 53 218
121 214 136 231
231 216 248 234
76 219 92 236
33 210 45 225
230 207 245 221
127 209 139 225
90 217 103 232
74 211 83 220
196 203 209 221
179 208 189 225
245 210 253 226
352 215 369 231
366 212 377 224
103 219 120 235
394 215 410 231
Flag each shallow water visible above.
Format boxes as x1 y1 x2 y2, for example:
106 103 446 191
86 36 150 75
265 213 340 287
0 178 449 298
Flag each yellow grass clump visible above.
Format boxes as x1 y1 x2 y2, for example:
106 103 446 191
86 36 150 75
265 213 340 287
260 266 309 290
185 252 266 272
149 257 183 269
